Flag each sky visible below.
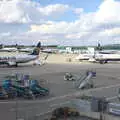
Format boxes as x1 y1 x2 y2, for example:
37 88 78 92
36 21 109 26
0 0 120 46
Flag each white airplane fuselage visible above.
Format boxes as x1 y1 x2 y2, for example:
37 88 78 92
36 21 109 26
0 47 18 52
15 54 38 63
95 53 120 63
75 53 94 60
0 54 38 66
76 50 120 63
19 48 33 52
0 41 41 66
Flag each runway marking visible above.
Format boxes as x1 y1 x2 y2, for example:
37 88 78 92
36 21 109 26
10 106 40 112
35 110 52 117
10 101 70 112
98 74 120 80
1 83 120 104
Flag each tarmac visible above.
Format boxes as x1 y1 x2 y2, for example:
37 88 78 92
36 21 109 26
0 63 120 120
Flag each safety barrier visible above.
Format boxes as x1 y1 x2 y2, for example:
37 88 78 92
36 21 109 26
108 103 120 116
70 97 120 120
10 96 120 120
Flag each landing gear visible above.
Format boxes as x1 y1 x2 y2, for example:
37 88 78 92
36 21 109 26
7 63 18 67
100 60 104 64
104 60 108 63
7 63 11 68
100 60 107 64
15 63 18 67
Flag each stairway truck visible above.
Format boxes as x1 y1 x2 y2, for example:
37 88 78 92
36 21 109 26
2 80 17 98
86 70 96 77
0 86 8 99
12 85 34 99
29 80 49 97
79 72 94 89
2 80 33 99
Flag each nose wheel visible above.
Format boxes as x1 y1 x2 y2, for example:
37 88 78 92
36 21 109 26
7 63 18 67
15 63 18 67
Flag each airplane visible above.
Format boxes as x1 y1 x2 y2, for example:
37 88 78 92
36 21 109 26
75 50 120 64
75 54 92 61
0 42 41 67
90 43 120 64
85 50 120 64
0 47 18 52
75 42 120 64
94 52 120 64
75 47 95 61
41 48 58 54
19 48 34 53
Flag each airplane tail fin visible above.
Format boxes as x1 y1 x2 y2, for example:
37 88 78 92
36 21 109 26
30 41 41 55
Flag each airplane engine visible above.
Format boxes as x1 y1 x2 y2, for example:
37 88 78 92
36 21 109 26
8 61 17 67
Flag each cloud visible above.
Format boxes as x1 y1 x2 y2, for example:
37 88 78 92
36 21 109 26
0 0 120 45
0 32 11 37
95 0 120 23
0 0 39 23
29 12 95 34
0 0 69 23
29 21 69 33
99 27 120 36
73 8 84 15
39 4 69 16
0 22 30 34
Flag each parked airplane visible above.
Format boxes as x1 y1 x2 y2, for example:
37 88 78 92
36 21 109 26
0 47 18 52
94 52 120 64
75 54 92 61
0 42 41 67
75 44 120 64
41 48 58 54
91 43 120 63
75 47 95 61
19 48 34 53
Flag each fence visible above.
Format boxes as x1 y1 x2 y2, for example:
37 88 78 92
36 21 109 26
6 97 120 120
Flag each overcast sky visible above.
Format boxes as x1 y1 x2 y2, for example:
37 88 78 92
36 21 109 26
0 0 120 46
